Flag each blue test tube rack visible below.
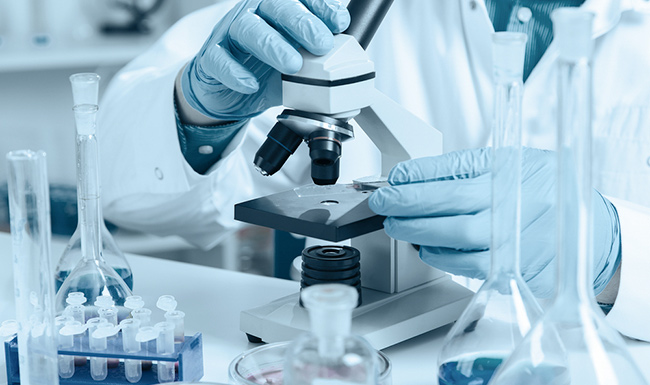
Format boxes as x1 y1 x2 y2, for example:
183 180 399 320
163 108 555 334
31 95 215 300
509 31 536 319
4 333 204 385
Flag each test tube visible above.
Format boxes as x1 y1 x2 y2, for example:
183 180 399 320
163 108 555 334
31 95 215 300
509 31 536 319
64 304 86 324
85 317 103 335
164 310 185 343
98 307 118 326
86 318 104 376
132 308 152 327
97 307 120 368
55 316 75 378
65 292 87 323
155 322 176 383
89 322 117 381
7 150 59 385
133 308 153 369
120 319 142 383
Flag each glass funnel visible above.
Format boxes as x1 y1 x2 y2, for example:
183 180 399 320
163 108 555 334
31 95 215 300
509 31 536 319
54 104 132 321
437 32 543 385
489 9 647 385
54 73 133 291
284 284 380 385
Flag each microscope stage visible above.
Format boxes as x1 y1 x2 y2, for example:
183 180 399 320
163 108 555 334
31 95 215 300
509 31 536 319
234 183 385 242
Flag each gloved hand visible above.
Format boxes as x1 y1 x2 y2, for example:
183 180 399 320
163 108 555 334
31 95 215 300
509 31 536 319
181 0 350 121
368 147 621 298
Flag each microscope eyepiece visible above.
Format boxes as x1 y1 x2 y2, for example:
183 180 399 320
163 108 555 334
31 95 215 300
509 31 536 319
308 130 342 185
253 122 302 177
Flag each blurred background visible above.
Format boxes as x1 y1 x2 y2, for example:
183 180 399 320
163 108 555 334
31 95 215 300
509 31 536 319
0 0 280 277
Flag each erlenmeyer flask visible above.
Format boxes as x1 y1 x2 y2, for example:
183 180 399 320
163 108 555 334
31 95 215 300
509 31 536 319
55 104 132 321
489 9 648 385
54 73 133 291
437 32 543 385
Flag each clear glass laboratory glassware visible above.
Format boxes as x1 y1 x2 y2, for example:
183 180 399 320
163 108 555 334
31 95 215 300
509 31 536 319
229 341 392 385
489 9 648 385
283 284 380 385
55 73 133 292
7 150 60 385
156 321 177 383
55 105 132 321
436 32 543 385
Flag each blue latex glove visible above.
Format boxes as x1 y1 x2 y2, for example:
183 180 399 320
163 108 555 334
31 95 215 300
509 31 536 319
368 147 621 298
181 0 350 121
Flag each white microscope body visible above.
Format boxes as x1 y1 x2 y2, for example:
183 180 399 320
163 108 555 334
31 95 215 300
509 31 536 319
239 34 473 349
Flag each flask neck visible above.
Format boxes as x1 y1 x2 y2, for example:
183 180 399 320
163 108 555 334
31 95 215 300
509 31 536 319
555 58 594 304
490 77 523 277
76 133 103 262
310 308 352 359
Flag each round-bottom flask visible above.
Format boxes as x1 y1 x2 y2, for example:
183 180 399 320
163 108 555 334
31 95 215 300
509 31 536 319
55 256 132 321
55 224 133 291
284 284 380 385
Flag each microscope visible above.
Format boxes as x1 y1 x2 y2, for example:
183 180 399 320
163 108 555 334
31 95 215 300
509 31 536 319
234 0 473 349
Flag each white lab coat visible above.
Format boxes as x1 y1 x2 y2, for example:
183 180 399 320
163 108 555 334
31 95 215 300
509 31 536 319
99 0 650 340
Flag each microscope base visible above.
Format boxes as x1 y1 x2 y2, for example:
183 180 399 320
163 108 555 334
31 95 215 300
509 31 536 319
240 275 473 349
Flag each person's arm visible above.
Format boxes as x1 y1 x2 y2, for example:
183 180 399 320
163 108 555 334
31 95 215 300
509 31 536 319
174 66 227 126
172 0 350 174
368 147 621 299
98 0 350 248
173 65 247 174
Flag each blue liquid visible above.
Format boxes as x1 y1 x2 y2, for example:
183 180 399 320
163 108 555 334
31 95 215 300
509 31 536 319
489 362 570 385
438 357 503 385
55 268 134 292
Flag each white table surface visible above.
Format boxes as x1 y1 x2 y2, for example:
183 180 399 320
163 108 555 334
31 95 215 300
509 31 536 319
1 231 650 384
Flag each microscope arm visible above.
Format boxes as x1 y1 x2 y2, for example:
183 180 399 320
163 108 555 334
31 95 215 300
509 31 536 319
354 89 443 177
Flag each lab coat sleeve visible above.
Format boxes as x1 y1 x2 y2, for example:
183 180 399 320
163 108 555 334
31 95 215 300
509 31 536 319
97 3 309 249
605 197 650 342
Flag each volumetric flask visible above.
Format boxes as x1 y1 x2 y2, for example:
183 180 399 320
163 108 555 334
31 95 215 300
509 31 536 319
489 9 647 385
283 284 380 385
55 73 133 292
55 104 132 321
7 150 60 385
437 32 542 385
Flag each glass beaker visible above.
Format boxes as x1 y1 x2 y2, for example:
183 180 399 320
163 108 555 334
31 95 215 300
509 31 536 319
7 150 60 385
55 73 133 292
489 9 648 385
55 104 132 321
437 32 543 385
283 284 380 385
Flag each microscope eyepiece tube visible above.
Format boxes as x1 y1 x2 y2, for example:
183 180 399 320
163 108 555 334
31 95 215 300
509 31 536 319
253 122 303 176
308 130 342 185
346 0 395 50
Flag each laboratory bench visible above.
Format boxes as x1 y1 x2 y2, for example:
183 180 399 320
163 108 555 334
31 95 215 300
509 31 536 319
1 231 650 384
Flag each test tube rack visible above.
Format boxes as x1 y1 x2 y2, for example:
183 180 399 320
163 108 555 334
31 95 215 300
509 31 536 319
4 333 203 385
